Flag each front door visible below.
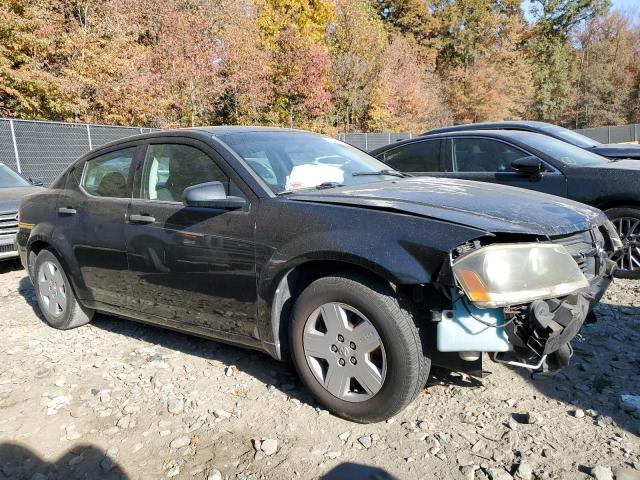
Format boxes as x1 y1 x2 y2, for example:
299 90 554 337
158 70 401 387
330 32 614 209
125 140 258 338
443 137 567 197
56 146 138 306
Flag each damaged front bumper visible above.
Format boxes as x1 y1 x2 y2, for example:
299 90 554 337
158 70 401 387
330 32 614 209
430 226 618 376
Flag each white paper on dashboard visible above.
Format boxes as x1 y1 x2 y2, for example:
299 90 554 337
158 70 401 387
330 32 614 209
285 164 344 191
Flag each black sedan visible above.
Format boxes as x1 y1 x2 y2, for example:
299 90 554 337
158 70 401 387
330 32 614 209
424 120 640 160
17 127 618 422
0 163 43 261
370 130 640 278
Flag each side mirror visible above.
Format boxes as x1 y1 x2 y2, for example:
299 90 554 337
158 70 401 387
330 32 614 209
511 156 543 180
183 181 246 210
29 177 44 186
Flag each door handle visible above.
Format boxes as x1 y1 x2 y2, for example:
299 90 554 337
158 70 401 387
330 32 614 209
58 207 77 215
129 214 156 224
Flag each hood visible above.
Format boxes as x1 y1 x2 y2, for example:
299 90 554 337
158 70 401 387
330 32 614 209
0 186 43 213
591 144 640 159
288 177 606 236
583 159 640 171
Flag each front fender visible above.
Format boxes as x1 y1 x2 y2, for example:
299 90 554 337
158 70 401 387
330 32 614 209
254 200 488 358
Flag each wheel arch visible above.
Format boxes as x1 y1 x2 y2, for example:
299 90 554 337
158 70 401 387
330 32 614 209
27 235 89 304
262 258 409 361
594 199 640 213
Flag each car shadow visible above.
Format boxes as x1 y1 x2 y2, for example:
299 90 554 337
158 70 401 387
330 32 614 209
320 462 398 479
509 299 640 436
0 442 128 479
0 258 23 274
16 275 316 408
0 442 397 480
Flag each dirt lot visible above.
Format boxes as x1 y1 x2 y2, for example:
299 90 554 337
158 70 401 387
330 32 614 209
0 259 639 480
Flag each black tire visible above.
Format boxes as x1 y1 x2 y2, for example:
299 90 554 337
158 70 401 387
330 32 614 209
604 207 640 279
289 272 430 423
33 249 94 329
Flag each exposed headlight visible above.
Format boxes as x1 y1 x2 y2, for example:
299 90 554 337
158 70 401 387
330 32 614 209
452 243 588 308
603 220 624 252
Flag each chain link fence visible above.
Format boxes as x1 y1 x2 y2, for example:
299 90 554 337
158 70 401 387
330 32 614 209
576 124 640 144
1 118 638 185
0 118 158 185
339 124 640 151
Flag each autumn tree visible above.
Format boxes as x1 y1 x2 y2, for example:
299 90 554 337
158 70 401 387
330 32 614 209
368 35 450 131
434 0 535 122
255 0 335 45
525 0 610 123
571 11 640 127
370 0 440 64
270 25 332 128
329 0 387 132
214 0 272 124
0 0 71 118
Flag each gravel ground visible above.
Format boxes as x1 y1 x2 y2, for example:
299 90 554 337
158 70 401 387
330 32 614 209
1 259 639 480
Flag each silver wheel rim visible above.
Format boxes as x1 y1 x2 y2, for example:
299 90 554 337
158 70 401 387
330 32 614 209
612 217 640 272
303 302 387 403
38 261 67 317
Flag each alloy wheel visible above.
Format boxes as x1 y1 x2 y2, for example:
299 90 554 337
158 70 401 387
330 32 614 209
38 260 67 317
302 302 386 402
612 217 640 272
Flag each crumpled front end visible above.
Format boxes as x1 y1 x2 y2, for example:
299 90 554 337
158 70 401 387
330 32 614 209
430 221 619 374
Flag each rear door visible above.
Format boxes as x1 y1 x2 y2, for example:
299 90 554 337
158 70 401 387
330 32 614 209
125 139 258 338
443 137 567 196
56 146 140 307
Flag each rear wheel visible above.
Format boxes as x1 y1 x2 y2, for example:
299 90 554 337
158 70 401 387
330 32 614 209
34 249 94 329
289 273 430 423
605 207 640 279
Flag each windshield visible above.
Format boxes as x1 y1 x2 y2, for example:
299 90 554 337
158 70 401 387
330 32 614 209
539 124 600 148
220 131 403 194
523 133 609 167
0 164 30 188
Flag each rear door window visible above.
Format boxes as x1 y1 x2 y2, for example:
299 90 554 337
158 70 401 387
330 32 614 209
82 148 136 198
377 140 441 172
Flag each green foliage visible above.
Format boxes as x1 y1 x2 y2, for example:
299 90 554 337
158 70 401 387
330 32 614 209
525 0 611 122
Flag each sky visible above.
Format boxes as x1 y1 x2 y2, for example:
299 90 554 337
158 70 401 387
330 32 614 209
611 0 639 11
522 0 639 22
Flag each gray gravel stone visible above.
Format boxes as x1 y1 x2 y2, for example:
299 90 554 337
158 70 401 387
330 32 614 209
358 435 372 449
170 436 191 449
515 463 534 480
488 468 513 480
591 465 613 480
207 469 223 480
261 438 278 456
167 398 184 415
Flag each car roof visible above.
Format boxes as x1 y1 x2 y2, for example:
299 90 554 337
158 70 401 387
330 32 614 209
423 121 551 136
82 125 310 158
369 129 546 154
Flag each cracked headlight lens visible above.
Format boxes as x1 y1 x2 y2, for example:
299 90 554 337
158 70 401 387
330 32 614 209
603 220 624 252
452 243 589 308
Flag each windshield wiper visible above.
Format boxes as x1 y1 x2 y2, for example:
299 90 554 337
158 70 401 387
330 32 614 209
276 182 344 196
351 169 409 178
315 181 344 189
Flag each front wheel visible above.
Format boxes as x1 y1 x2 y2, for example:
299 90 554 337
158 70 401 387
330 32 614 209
33 249 94 329
289 273 430 423
605 207 640 279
